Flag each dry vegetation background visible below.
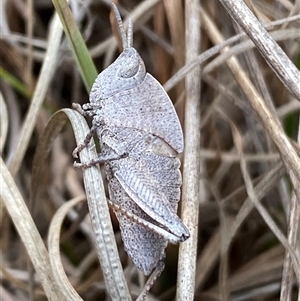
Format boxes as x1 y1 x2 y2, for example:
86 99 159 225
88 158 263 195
1 0 300 301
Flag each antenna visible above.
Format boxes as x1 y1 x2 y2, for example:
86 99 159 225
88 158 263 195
127 19 133 47
112 3 127 49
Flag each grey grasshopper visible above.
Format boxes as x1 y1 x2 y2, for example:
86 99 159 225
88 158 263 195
73 4 189 299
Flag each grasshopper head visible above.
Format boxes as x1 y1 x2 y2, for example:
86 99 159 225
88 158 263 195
89 47 146 103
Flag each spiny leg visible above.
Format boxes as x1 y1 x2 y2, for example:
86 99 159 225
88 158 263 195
73 127 129 168
74 152 128 169
136 261 165 301
107 200 181 244
72 125 97 159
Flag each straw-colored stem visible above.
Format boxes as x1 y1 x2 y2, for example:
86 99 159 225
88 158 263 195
176 0 201 300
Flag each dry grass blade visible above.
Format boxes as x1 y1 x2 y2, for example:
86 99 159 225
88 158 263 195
48 196 85 301
218 0 300 100
0 92 8 154
31 108 131 301
227 162 286 246
201 7 300 188
177 1 201 300
163 0 185 70
195 227 221 289
7 13 63 178
163 15 300 92
202 28 300 76
0 158 66 301
220 245 284 298
0 91 9 222
229 118 300 281
280 192 300 301
195 162 286 294
280 121 300 301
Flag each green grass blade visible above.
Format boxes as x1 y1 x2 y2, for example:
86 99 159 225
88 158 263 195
51 0 98 91
0 67 32 99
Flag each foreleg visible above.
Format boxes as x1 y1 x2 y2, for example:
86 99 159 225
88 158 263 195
72 125 97 159
74 151 128 169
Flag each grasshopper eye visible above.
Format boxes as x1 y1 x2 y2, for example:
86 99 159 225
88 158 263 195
118 61 139 78
117 47 142 79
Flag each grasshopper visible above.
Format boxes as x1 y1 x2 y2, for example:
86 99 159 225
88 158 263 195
73 4 189 299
